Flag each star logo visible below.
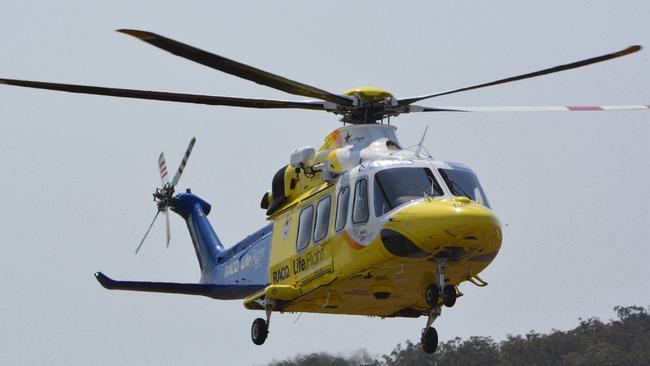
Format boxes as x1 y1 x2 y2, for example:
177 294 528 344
344 132 352 144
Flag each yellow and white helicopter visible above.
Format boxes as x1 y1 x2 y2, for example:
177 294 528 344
1 30 646 353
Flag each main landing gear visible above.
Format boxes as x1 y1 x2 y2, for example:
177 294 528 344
251 302 273 345
251 318 268 345
421 260 458 353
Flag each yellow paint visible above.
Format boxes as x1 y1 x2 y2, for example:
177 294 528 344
384 197 502 254
247 192 502 317
264 285 301 301
323 129 341 151
343 86 394 102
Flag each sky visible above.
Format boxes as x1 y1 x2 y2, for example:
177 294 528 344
0 1 649 365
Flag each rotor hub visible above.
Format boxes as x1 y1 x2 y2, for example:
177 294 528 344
343 86 395 103
154 183 175 211
338 87 401 124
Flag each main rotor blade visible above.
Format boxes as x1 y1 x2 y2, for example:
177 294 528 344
118 29 354 107
0 78 326 110
398 45 642 106
135 210 160 255
409 104 650 113
171 137 196 187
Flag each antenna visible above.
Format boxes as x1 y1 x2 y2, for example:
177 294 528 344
415 125 429 158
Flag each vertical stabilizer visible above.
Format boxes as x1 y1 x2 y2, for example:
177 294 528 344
171 192 224 271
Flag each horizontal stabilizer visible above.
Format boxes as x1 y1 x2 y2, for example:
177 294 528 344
95 272 263 300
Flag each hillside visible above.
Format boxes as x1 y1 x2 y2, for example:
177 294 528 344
268 306 650 366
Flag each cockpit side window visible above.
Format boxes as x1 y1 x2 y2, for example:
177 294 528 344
335 186 349 232
296 204 314 251
374 167 444 216
438 168 490 207
352 179 369 224
313 195 331 243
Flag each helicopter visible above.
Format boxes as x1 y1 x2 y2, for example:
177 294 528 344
0 30 646 354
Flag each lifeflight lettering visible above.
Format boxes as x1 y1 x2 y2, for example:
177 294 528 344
293 247 325 276
272 246 326 284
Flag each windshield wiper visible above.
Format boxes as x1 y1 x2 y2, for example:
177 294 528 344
449 179 472 200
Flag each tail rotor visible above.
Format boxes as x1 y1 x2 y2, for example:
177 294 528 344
134 137 197 254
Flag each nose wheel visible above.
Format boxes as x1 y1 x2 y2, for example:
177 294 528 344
442 285 457 307
420 260 460 354
425 260 458 308
425 284 440 307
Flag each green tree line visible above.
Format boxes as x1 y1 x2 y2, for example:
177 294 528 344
268 306 650 366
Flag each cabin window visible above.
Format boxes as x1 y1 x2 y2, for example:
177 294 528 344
374 167 443 216
313 195 332 243
438 168 490 207
335 186 350 232
296 204 314 251
352 179 369 224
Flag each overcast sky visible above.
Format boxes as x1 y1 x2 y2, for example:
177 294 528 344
1 1 649 365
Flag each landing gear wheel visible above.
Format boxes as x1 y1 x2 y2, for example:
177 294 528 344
425 284 440 307
421 326 438 354
251 318 268 345
442 285 457 307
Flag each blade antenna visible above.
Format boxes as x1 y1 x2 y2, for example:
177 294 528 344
135 210 160 254
171 137 196 187
415 125 429 158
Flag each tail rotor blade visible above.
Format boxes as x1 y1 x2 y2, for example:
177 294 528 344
164 208 171 248
135 210 160 255
159 152 170 185
171 137 196 186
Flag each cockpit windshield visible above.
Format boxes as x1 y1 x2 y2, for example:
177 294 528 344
438 168 490 207
374 167 443 216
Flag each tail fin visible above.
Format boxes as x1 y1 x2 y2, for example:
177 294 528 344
171 192 224 271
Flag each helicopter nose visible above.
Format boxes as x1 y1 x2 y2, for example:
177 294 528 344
381 197 502 259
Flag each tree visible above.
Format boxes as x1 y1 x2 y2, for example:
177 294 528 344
267 306 650 366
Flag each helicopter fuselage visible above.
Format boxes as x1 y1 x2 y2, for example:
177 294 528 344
238 125 501 317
